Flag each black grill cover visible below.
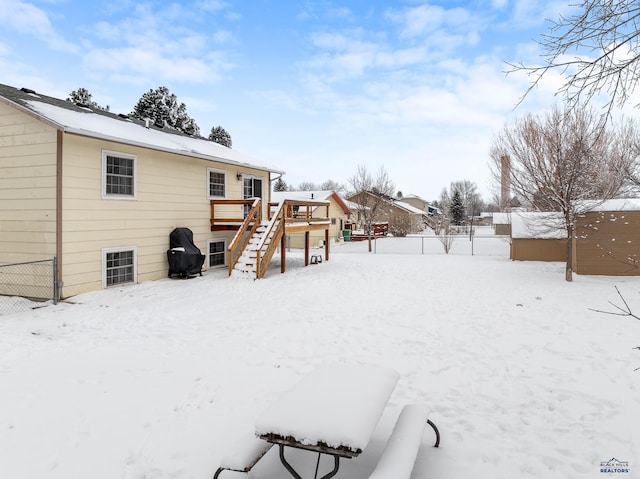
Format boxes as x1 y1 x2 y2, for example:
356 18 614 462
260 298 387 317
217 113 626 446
167 228 205 278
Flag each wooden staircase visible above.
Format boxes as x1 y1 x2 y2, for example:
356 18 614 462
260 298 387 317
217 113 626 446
212 197 330 279
231 219 283 279
227 199 286 279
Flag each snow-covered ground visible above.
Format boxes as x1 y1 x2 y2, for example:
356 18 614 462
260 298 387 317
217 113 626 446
1 235 639 479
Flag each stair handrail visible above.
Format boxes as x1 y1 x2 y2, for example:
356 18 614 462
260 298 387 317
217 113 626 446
255 200 287 279
227 198 262 276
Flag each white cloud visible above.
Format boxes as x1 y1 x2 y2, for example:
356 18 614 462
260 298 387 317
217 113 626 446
302 31 381 81
81 2 237 86
510 0 576 29
194 0 228 13
0 0 78 52
387 3 480 41
296 3 354 22
83 47 230 84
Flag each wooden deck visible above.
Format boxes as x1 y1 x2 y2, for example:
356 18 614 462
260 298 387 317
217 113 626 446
210 198 331 278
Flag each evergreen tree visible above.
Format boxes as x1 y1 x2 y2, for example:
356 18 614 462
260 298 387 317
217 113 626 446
208 126 232 148
450 190 465 225
131 86 200 136
67 87 109 111
273 177 288 191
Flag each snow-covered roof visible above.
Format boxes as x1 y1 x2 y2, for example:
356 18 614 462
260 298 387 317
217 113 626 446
399 193 425 201
345 199 365 211
492 212 511 224
0 83 283 174
511 212 566 239
271 190 351 215
393 200 428 215
271 190 333 202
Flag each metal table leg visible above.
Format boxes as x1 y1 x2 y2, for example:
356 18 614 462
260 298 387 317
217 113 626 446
427 419 441 447
278 444 341 479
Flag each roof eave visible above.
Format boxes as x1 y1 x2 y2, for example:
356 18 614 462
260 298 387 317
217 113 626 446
62 126 285 174
0 95 64 131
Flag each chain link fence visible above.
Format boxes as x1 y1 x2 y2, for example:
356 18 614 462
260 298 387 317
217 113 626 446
343 234 512 256
0 257 58 316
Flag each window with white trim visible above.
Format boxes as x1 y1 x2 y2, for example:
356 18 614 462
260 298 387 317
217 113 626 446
102 150 136 199
102 246 137 287
208 168 226 198
207 239 227 268
208 239 226 268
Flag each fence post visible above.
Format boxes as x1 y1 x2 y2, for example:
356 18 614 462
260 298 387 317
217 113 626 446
53 256 58 305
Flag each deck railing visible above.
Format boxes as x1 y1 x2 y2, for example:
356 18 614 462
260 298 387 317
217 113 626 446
217 198 262 276
210 198 259 226
268 199 331 224
255 201 287 279
211 197 332 278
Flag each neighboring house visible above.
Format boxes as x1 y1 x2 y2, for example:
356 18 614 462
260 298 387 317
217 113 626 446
347 191 427 235
475 212 494 226
271 190 352 248
398 194 429 213
510 200 640 276
0 83 284 299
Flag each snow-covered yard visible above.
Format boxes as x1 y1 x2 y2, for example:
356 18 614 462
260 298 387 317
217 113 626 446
1 237 639 479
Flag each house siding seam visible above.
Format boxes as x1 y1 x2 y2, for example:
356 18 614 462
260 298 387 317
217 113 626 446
0 102 57 265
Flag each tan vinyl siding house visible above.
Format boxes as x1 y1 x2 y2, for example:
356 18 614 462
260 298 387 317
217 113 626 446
0 84 282 298
347 191 426 235
398 194 429 213
0 101 58 264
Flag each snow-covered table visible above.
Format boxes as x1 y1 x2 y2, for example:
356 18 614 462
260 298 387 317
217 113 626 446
255 364 399 479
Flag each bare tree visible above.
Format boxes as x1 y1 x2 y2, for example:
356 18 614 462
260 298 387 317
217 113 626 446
293 180 344 192
438 222 455 254
489 104 637 281
297 181 317 191
347 165 395 252
614 120 640 192
424 213 446 236
508 0 640 122
388 211 412 237
319 179 345 193
589 286 640 370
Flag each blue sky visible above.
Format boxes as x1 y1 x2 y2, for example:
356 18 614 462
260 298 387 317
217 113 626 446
0 0 576 201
